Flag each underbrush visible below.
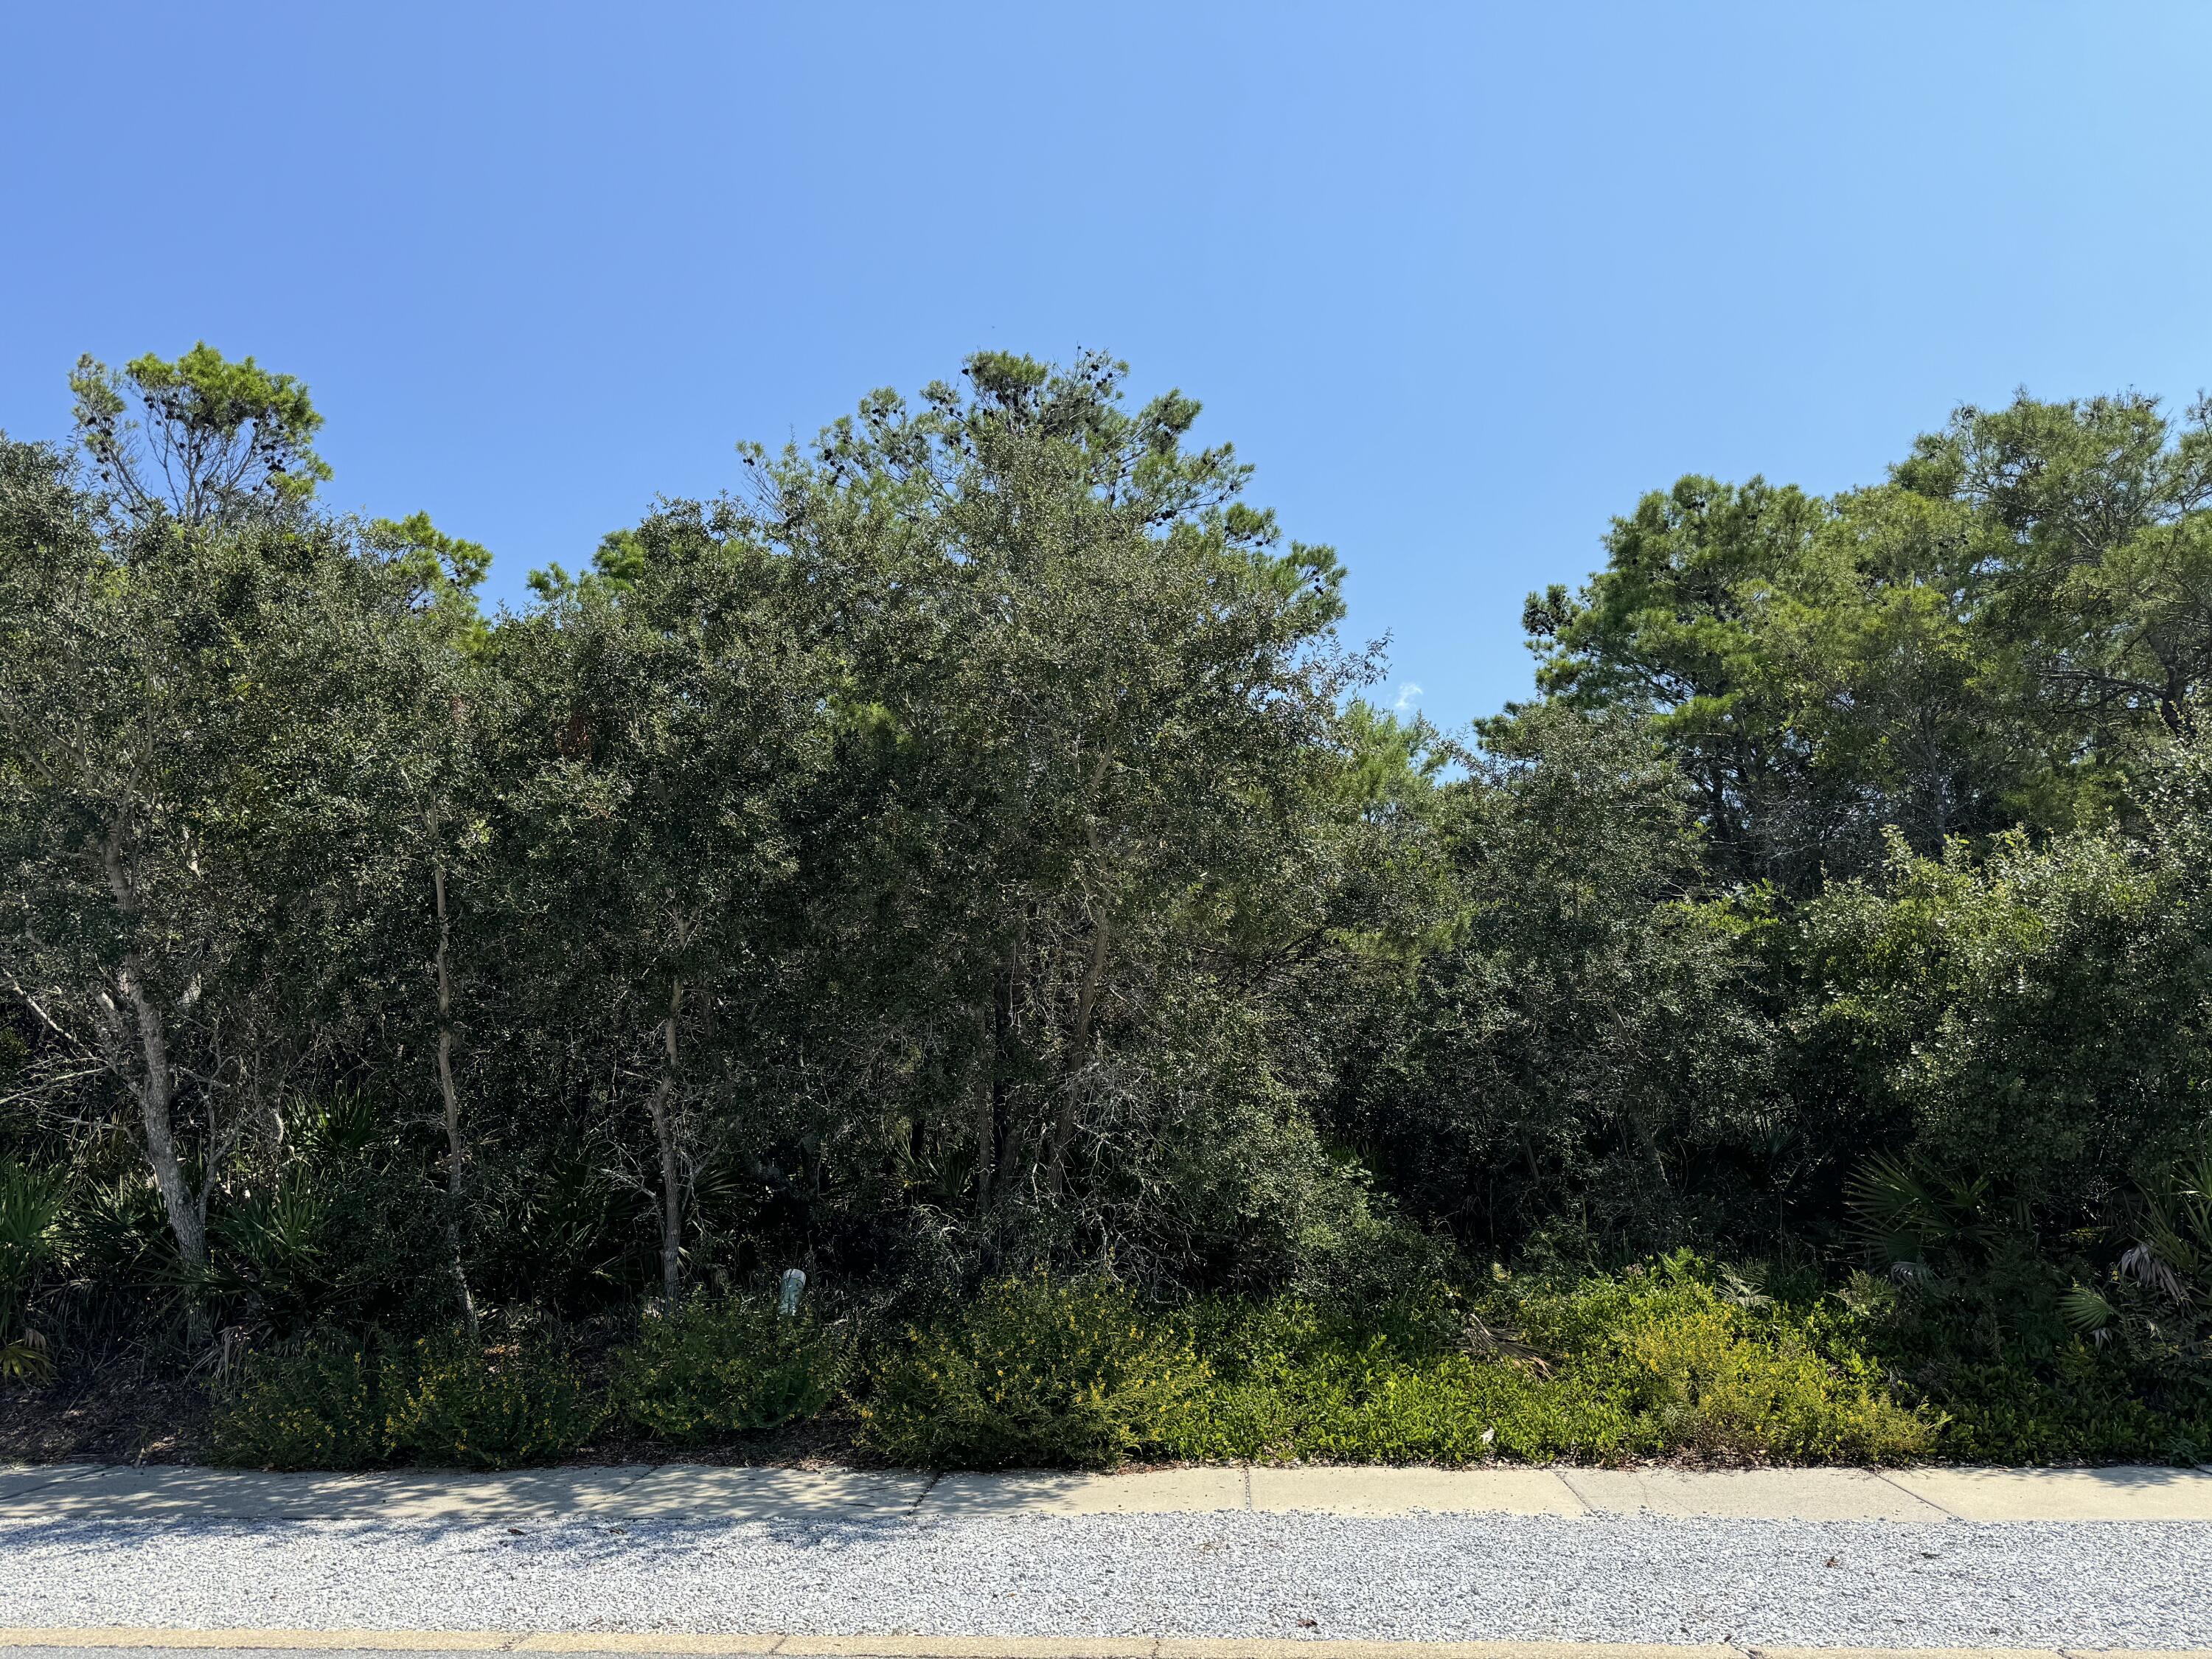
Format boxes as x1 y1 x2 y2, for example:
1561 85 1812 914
212 1328 605 1470
610 1292 849 1442
1172 1256 1933 1466
212 1289 853 1470
858 1256 1933 1470
861 1272 1205 1468
1907 1347 2212 1464
195 1256 2212 1471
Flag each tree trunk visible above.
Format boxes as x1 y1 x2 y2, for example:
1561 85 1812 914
1045 912 1111 1195
1045 751 1115 1197
430 847 479 1336
102 820 208 1342
649 978 684 1303
975 939 1020 1214
2161 665 2190 736
118 962 205 1277
973 1001 997 1214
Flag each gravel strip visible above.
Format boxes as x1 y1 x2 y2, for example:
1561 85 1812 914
3 1511 2207 1649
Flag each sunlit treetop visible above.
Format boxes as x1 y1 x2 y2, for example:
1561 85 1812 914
69 341 332 529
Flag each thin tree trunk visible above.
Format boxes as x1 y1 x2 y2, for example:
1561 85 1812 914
1045 912 1111 1195
649 978 684 1303
118 961 205 1276
1045 751 1114 1197
973 1000 997 1214
430 846 479 1335
102 819 209 1340
975 936 1021 1214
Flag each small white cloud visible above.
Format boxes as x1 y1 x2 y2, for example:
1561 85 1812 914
1394 681 1423 712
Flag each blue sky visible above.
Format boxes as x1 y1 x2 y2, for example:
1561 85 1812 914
5 2 2209 732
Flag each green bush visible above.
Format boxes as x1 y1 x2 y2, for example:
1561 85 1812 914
611 1293 846 1441
212 1329 602 1470
212 1262 1944 1471
388 1331 604 1468
863 1272 1206 1469
1169 1301 1627 1464
1171 1259 1934 1465
211 1338 394 1470
0 1161 64 1382
205 1099 457 1342
1903 1345 2212 1464
1517 1260 1934 1462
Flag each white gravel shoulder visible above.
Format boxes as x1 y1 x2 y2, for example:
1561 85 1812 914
4 1509 2210 1649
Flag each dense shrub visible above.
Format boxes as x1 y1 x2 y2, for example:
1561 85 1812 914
388 1331 605 1468
1171 1296 1614 1463
863 1273 1206 1469
1516 1259 1933 1462
204 1099 459 1341
0 1160 63 1382
611 1293 846 1441
1172 1259 1933 1465
855 1262 1931 1472
211 1338 391 1469
1824 1139 2212 1467
212 1329 602 1470
1911 1346 2212 1464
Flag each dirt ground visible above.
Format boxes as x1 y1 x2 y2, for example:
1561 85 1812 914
0 1360 212 1464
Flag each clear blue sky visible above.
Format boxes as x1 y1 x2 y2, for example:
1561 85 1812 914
5 3 2209 731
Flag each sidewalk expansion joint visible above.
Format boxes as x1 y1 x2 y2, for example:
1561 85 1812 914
1866 1468 1965 1522
1550 1469 1597 1515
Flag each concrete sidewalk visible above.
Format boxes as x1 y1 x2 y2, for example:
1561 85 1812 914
4 1461 2211 1524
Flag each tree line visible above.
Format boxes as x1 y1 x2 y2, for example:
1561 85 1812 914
4 345 2210 1380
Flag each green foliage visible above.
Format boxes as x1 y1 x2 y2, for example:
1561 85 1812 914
860 1262 1929 1471
387 1331 605 1468
210 1338 391 1469
9 347 2212 1470
1509 1259 1932 1462
1339 705 1773 1253
70 342 330 524
2056 1130 2212 1349
1805 825 2208 1200
1174 1261 1931 1466
610 1293 847 1441
212 1329 602 1470
0 1160 64 1381
364 510 493 641
1527 393 2212 886
1899 1344 2212 1465
1843 1130 2212 1465
863 1273 1208 1469
1171 1292 1607 1464
205 1096 456 1340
